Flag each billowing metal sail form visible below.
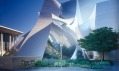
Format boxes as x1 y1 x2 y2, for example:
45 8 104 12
16 0 61 59
9 0 119 60
96 0 119 31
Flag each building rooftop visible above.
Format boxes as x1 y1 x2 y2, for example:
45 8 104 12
0 25 23 35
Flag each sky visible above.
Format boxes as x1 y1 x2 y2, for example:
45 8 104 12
0 0 67 36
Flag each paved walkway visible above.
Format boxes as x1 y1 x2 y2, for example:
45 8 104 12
0 66 118 71
0 62 119 71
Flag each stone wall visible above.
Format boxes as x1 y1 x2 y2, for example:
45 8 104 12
0 57 12 69
0 56 41 69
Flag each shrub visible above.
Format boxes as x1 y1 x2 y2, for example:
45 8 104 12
75 59 112 69
53 60 66 67
34 59 112 69
34 60 52 67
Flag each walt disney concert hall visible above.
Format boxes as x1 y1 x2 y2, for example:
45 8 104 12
0 0 119 69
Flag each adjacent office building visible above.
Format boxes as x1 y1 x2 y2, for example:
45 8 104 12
0 26 23 56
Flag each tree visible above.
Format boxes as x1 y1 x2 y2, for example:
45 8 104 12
78 27 119 60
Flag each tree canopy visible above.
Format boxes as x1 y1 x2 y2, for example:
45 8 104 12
78 27 119 60
78 27 118 52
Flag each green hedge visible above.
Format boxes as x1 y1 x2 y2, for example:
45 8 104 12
74 58 112 69
34 59 112 69
34 59 55 67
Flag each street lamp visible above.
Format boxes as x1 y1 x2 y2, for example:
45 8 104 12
59 34 63 68
60 44 63 67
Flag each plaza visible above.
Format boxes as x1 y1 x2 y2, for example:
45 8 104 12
0 0 119 70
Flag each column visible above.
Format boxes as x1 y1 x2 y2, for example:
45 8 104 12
13 36 15 47
1 33 3 56
15 36 18 43
16 36 18 42
9 35 11 50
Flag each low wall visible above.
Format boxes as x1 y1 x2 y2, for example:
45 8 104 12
0 56 41 69
0 57 12 69
88 50 119 61
105 50 119 61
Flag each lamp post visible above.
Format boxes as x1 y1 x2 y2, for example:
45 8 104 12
59 34 63 69
60 44 63 68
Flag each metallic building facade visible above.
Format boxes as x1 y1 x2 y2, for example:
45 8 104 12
8 0 119 60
